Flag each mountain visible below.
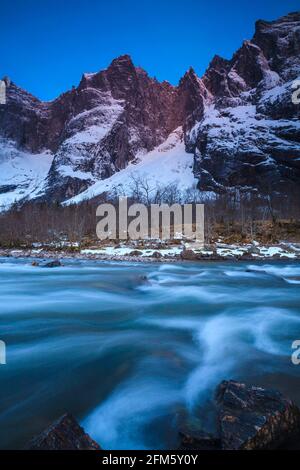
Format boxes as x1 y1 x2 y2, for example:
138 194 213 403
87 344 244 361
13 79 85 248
191 12 300 195
0 11 299 210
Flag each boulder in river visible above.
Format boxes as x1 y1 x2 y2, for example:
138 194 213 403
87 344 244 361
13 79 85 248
216 380 300 450
42 259 62 268
25 413 101 450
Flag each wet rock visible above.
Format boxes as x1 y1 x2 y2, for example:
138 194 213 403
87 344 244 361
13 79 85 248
179 426 221 450
216 380 300 450
31 261 39 267
138 275 149 284
25 413 101 450
42 259 62 268
152 251 162 259
177 411 221 450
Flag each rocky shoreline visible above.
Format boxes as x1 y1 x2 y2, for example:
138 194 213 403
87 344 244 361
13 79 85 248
1 241 300 264
26 381 300 451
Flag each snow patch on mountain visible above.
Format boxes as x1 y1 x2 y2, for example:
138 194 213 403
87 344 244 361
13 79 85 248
65 98 124 145
65 127 197 204
0 139 54 210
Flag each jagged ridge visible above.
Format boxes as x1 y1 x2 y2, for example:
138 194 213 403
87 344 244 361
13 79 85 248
0 11 299 208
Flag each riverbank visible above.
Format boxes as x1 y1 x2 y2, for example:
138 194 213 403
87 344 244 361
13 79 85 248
1 240 300 263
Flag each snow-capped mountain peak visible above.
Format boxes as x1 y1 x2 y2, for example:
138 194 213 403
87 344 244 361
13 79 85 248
0 12 299 210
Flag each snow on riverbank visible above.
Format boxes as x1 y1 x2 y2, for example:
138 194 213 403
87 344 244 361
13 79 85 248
0 242 299 262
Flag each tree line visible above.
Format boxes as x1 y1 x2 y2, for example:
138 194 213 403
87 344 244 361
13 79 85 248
0 178 299 247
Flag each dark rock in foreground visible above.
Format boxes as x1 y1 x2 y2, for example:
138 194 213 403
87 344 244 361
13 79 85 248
179 427 221 450
25 381 300 450
216 380 300 450
26 413 101 450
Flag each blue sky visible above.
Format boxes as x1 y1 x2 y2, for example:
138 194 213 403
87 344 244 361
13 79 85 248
1 0 299 100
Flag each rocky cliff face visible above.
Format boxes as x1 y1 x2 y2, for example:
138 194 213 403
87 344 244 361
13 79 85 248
0 55 206 205
191 12 300 195
0 12 299 208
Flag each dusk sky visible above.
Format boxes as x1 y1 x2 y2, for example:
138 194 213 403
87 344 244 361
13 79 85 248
1 0 299 100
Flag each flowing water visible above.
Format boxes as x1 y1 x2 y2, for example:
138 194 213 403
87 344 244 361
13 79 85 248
0 257 300 449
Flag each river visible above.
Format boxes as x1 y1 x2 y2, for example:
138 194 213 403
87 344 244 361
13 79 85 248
0 258 299 449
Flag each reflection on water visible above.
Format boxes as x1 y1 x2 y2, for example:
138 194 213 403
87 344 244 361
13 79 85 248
0 258 299 449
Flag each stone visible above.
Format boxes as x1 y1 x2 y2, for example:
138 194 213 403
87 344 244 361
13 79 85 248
129 250 143 256
180 249 199 260
42 259 62 268
25 413 101 450
179 426 221 450
216 380 300 450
